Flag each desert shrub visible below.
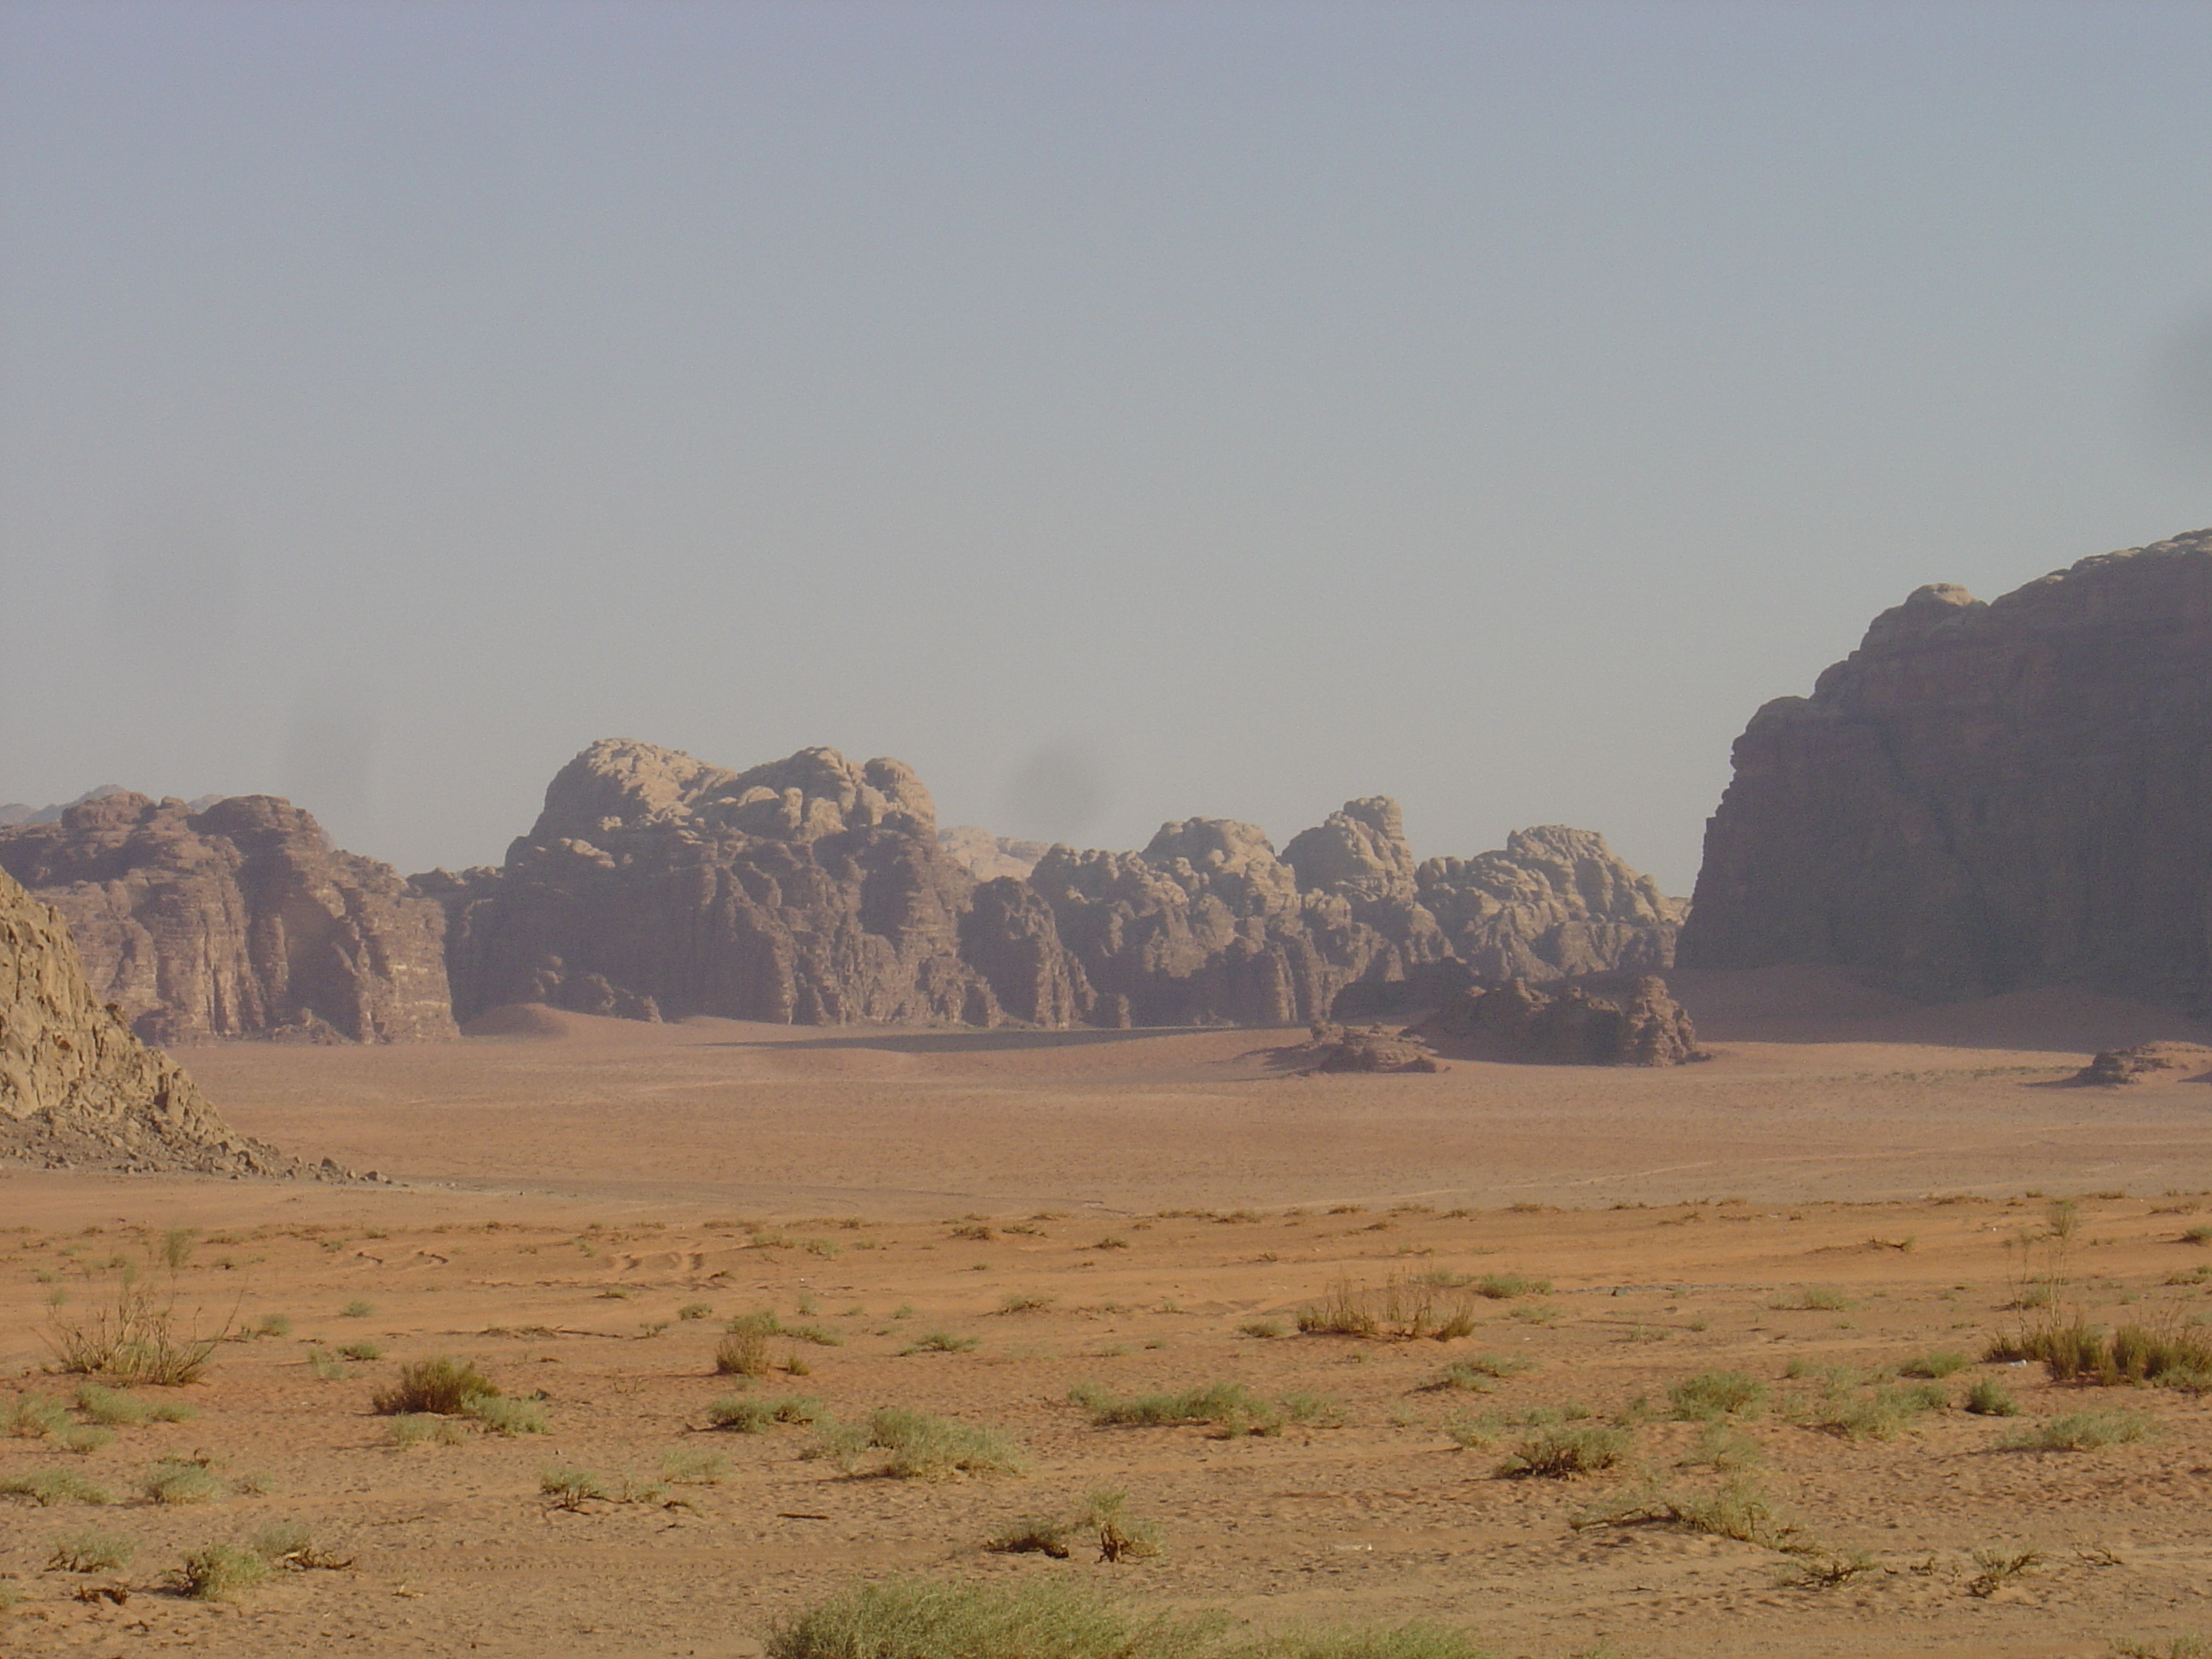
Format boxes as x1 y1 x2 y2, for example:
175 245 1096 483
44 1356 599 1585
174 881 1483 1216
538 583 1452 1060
661 1447 729 1485
1781 1549 1879 1589
1238 1319 1286 1339
0 1468 112 1506
253 1313 292 1339
371 1356 498 1416
389 1414 470 1448
1074 1381 1287 1438
2007 1409 2156 1452
1296 1276 1479 1342
716 1312 780 1377
7 1391 69 1439
1768 1287 1856 1312
1680 1423 1766 1471
678 1302 714 1321
1496 1424 1628 1479
44 1258 235 1386
463 1395 549 1436
1966 1545 2043 1597
707 1394 822 1433
1965 1378 2022 1416
307 1349 350 1382
999 1293 1057 1314
901 1330 981 1355
1470 1273 1550 1301
766 1578 1226 1659
339 1301 375 1318
58 1424 114 1456
168 1543 268 1601
1897 1350 1970 1379
1800 1379 1944 1441
46 1530 136 1572
1668 1371 1766 1420
142 1458 224 1505
338 1342 382 1362
811 1407 1024 1479
539 1465 609 1511
1574 1476 1797 1549
1084 1488 1163 1562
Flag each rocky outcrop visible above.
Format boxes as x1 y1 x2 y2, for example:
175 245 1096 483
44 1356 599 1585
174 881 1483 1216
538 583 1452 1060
1680 529 2212 1007
2068 1042 2212 1087
0 794 456 1045
0 865 296 1173
425 737 1682 1032
1297 1022 1444 1074
939 826 1051 882
426 739 1009 1027
1411 974 1703 1066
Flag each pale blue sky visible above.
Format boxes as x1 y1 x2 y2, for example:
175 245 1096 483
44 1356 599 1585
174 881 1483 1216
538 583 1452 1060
4 0 2210 888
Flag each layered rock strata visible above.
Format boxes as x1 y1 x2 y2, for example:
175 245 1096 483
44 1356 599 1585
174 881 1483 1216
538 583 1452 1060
1680 529 2212 1006
0 866 294 1173
0 794 457 1045
427 737 1682 1031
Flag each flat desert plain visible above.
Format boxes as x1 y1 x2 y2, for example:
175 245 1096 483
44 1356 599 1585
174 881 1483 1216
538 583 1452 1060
9 969 2212 1658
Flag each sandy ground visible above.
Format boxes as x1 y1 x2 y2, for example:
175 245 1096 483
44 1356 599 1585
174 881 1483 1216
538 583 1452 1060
6 975 2212 1657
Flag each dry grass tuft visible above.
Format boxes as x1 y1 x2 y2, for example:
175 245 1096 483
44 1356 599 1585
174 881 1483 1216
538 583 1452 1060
371 1356 498 1416
1296 1276 1481 1342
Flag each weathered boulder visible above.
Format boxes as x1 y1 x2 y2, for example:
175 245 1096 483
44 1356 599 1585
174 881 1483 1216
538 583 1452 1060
1412 974 1703 1066
0 793 457 1045
0 865 295 1173
1681 530 2212 1007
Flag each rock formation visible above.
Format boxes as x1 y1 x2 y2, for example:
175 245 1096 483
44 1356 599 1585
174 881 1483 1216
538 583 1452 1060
0 793 456 1045
2068 1042 2212 1087
1297 1022 1445 1074
425 737 1684 1032
0 865 295 1173
1680 529 2212 1007
1411 974 1703 1066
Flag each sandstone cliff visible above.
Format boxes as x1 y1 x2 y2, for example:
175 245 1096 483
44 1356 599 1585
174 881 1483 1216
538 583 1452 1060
1679 528 2212 1006
0 793 457 1045
0 866 293 1173
428 738 1680 1032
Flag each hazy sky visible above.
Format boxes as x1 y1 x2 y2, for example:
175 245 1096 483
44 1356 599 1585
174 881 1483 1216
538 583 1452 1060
5 1 2211 890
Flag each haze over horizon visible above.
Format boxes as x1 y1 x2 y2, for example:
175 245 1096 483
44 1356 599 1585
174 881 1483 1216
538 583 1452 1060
6 0 2212 891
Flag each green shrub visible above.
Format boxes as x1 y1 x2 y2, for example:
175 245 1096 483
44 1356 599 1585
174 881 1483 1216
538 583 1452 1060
253 1313 292 1339
810 1408 1025 1479
338 1342 382 1362
2007 1409 2156 1452
389 1414 469 1448
142 1458 224 1505
707 1394 822 1433
339 1301 375 1318
716 1313 780 1377
677 1302 714 1321
766 1579 1225 1659
307 1349 350 1382
661 1447 729 1485
1470 1272 1551 1300
463 1395 549 1436
7 1391 69 1439
1574 1476 1797 1548
1769 1287 1855 1312
46 1530 136 1572
1074 1381 1286 1437
1667 1371 1766 1420
1965 1378 2021 1416
168 1543 268 1601
1496 1424 1628 1479
371 1356 498 1416
1896 1350 1970 1378
0 1468 112 1506
1680 1423 1765 1471
900 1330 981 1355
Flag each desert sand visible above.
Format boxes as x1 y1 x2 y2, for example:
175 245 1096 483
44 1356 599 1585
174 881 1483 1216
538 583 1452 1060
9 975 2212 1657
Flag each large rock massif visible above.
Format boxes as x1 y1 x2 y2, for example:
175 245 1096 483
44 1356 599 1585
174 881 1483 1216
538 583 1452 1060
1680 528 2212 1008
423 737 1682 1031
0 866 289 1173
0 794 457 1045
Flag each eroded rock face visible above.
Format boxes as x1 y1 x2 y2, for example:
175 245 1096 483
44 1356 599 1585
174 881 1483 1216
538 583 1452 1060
426 738 1683 1031
428 739 1008 1027
1411 974 1703 1067
2069 1042 2212 1087
0 866 293 1173
1680 530 2212 1005
0 794 457 1045
1297 1022 1444 1074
